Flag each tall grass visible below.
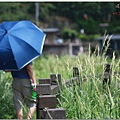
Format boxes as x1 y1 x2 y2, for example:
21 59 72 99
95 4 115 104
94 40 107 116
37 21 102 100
0 71 16 119
58 53 120 119
0 35 120 119
56 35 120 119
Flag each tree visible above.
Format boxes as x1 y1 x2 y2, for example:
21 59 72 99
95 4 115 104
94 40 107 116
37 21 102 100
0 2 119 34
0 3 34 22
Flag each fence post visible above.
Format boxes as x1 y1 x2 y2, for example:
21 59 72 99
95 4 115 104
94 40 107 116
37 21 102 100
57 74 62 89
56 74 62 102
103 64 111 90
73 67 80 102
36 94 39 119
73 67 79 77
50 74 57 85
37 74 66 119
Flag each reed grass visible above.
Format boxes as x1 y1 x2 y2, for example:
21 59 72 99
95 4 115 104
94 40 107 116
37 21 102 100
0 34 120 119
56 35 120 119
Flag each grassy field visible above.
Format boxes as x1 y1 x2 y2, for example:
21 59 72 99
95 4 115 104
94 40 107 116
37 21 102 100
57 53 120 119
36 54 119 119
0 44 120 119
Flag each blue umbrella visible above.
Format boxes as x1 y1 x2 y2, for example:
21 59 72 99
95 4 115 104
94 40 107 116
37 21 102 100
0 20 46 70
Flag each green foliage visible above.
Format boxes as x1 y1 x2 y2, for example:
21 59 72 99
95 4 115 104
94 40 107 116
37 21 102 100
0 3 34 22
1 51 120 119
0 2 118 35
0 72 16 119
39 3 55 23
78 34 99 41
56 52 120 119
60 76 120 119
77 16 99 34
111 26 120 34
61 27 78 41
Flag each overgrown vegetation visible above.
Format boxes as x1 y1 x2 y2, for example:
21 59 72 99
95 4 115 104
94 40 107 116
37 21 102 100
57 53 120 119
0 37 120 119
0 72 15 119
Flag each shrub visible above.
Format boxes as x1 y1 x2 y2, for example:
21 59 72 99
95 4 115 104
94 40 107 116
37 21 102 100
61 27 78 42
78 34 99 41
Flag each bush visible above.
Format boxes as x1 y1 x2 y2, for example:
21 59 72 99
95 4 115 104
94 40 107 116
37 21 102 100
61 27 78 42
78 34 99 41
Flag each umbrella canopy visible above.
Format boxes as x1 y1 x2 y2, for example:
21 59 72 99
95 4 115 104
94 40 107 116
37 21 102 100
0 20 46 70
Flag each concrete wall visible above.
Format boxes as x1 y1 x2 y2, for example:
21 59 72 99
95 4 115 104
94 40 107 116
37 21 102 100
43 43 83 57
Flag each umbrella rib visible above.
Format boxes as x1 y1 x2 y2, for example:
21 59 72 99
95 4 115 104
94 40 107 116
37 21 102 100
9 34 41 54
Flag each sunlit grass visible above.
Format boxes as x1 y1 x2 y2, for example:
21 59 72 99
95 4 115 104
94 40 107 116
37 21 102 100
0 35 120 119
55 36 120 119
